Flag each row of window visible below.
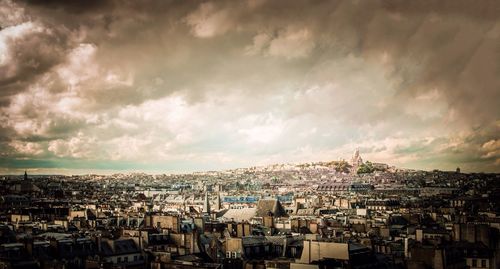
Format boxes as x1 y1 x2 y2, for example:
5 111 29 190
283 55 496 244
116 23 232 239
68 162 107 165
117 255 143 263
471 258 488 268
225 252 241 258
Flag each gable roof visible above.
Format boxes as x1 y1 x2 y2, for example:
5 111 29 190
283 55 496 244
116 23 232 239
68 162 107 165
255 199 287 218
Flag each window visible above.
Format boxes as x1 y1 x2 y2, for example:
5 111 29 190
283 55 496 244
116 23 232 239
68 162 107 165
117 257 121 263
226 252 231 258
134 256 138 261
472 259 477 267
481 259 486 267
124 257 128 262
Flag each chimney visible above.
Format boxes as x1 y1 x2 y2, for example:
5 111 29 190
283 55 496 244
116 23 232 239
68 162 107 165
404 237 409 258
96 236 102 253
25 237 34 256
138 230 143 250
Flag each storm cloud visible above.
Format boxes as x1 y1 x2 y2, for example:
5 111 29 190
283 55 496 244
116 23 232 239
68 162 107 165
0 0 499 174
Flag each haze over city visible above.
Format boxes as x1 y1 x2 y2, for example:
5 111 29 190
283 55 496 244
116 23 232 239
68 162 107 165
0 0 499 174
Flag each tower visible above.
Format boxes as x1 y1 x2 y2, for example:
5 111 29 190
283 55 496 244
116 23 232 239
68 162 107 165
203 192 210 215
351 148 363 165
351 148 363 172
24 170 28 181
214 192 221 211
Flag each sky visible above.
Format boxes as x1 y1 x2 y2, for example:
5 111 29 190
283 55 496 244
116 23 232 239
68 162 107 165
0 0 499 175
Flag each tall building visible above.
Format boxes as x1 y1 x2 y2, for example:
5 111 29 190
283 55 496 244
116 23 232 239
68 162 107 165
214 192 221 211
203 192 210 214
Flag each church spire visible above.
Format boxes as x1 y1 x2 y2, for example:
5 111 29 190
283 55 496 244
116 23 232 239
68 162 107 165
24 170 28 181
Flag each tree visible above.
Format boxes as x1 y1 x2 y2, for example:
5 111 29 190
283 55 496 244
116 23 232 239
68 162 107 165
326 160 352 173
357 161 375 175
335 160 352 173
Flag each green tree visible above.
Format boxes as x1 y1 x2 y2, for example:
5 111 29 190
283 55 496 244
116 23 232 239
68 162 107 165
335 160 352 173
357 161 375 174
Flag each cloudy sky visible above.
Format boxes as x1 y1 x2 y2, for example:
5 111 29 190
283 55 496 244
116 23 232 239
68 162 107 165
0 0 499 175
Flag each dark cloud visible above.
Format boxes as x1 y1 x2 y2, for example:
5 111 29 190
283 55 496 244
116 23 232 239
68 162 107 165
19 0 113 14
11 0 498 122
381 0 500 21
0 25 70 104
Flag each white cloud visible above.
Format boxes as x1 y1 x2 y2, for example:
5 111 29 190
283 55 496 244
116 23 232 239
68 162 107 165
0 0 26 27
481 139 500 159
237 113 285 144
0 22 42 66
245 27 316 59
245 32 272 56
9 141 44 156
184 2 233 38
268 27 315 59
56 43 98 90
106 135 153 160
48 132 96 158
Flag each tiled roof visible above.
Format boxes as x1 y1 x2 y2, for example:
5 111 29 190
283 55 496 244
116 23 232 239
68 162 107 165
255 199 287 218
221 208 257 222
